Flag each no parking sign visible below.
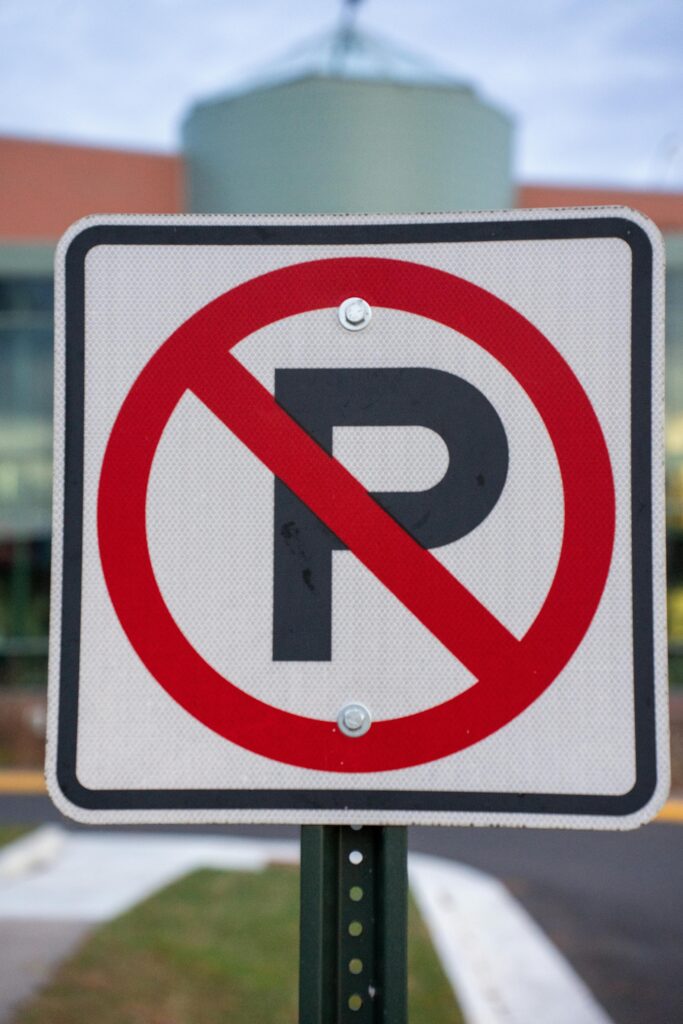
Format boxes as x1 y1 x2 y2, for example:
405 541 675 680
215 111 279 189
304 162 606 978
47 210 669 827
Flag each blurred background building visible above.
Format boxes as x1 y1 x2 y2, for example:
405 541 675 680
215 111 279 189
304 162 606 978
0 20 681 742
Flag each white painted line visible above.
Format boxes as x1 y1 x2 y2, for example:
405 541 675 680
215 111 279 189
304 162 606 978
409 853 615 1024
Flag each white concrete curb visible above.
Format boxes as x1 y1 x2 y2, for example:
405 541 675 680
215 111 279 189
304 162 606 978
409 852 615 1024
0 825 65 880
0 826 297 921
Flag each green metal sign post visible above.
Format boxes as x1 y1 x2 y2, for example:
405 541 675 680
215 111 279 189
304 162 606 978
299 824 408 1023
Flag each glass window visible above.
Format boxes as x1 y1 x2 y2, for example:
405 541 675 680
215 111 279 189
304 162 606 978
0 275 53 690
665 265 683 673
0 277 53 314
0 327 53 418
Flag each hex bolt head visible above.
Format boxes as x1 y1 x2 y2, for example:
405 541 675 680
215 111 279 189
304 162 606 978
338 703 372 737
339 297 372 331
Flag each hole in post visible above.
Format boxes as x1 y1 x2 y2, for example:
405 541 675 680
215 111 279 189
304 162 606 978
349 885 363 902
349 958 363 975
349 850 363 865
348 920 363 937
348 994 363 1011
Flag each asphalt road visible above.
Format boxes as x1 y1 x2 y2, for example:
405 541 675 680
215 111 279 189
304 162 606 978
410 822 683 1024
2 794 681 1024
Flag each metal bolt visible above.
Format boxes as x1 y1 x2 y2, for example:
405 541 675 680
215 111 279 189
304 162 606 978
338 703 372 737
339 297 372 331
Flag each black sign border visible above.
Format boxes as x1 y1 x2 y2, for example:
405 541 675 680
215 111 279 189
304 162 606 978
55 216 658 819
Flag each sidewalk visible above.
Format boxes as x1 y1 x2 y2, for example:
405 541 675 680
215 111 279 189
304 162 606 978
0 826 615 1024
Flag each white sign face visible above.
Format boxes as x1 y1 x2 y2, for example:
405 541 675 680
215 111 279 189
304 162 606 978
47 210 669 827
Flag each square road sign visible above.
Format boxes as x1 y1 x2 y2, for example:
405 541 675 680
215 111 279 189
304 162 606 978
47 209 669 827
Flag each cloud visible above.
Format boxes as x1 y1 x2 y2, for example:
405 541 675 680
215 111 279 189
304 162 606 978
0 0 680 186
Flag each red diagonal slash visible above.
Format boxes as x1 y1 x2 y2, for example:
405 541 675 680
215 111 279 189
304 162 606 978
98 256 615 771
192 354 520 680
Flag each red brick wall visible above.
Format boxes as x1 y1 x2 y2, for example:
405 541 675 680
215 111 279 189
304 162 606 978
518 184 683 231
0 137 184 241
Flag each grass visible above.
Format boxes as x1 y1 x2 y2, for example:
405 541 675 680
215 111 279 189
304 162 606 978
408 889 463 1020
15 865 463 1024
0 824 31 847
668 653 683 688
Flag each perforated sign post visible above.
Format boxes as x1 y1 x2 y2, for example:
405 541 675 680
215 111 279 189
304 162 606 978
48 210 669 830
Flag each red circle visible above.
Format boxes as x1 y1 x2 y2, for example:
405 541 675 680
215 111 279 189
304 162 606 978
97 257 615 772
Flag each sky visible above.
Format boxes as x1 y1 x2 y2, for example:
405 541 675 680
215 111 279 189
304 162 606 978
0 0 681 190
